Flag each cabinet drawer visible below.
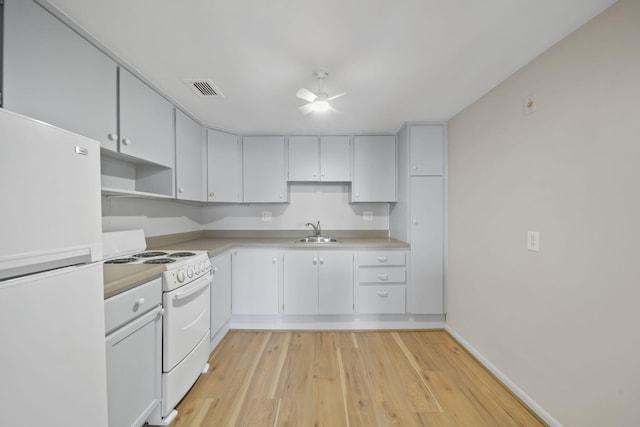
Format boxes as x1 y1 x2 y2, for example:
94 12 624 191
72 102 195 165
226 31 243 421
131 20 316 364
105 277 162 334
359 286 406 314
358 251 405 266
359 267 406 284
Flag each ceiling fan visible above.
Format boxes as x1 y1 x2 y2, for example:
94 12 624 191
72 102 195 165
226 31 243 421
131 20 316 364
296 70 346 115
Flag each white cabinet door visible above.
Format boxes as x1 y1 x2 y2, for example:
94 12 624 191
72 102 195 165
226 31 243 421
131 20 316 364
118 68 175 167
320 136 351 182
410 126 444 176
352 135 396 202
288 136 319 181
318 252 354 314
283 251 319 314
288 136 351 182
243 136 288 202
408 176 444 314
105 306 162 427
3 0 118 151
210 253 231 337
207 129 242 202
175 110 204 201
231 251 279 315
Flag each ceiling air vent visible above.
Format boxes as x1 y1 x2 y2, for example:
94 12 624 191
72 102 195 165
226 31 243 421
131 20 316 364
182 79 224 98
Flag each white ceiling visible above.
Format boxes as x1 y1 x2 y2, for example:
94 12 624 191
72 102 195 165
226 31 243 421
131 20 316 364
45 0 616 134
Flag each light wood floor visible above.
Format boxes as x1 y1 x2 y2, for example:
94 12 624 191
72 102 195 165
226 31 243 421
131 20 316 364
171 330 545 427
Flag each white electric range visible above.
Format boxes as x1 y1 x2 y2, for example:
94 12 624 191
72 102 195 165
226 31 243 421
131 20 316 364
102 230 211 426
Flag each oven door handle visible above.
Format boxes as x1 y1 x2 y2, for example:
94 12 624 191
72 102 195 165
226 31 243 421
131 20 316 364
173 276 211 301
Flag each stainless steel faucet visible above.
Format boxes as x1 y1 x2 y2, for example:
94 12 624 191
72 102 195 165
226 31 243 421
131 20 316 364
306 221 321 237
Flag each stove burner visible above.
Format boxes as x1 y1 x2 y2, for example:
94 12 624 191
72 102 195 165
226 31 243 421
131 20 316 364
133 251 168 258
168 252 196 258
143 258 176 264
104 257 137 264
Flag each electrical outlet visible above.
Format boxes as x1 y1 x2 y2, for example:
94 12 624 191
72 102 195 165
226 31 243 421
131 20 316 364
261 211 272 222
525 94 537 115
363 211 373 221
526 231 540 252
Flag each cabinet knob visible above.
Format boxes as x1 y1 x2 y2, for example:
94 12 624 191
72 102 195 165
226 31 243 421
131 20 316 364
178 188 184 193
412 165 417 171
319 258 324 264
313 258 317 264
313 172 317 177
122 138 132 146
355 193 360 198
272 258 277 264
412 219 418 225
134 297 145 306
107 133 118 141
279 194 284 198
321 173 325 177
209 192 215 198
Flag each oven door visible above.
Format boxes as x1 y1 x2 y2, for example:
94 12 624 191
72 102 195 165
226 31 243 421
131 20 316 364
162 273 211 372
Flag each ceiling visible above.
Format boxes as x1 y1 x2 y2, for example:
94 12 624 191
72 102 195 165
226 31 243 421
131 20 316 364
44 0 616 135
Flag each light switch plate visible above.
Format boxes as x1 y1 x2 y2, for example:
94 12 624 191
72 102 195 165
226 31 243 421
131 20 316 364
527 231 540 252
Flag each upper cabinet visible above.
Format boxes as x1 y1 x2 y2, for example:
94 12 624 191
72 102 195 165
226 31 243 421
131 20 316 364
118 68 175 168
3 0 118 150
243 136 288 203
351 135 397 202
175 110 205 201
410 126 444 176
207 129 242 202
288 136 350 182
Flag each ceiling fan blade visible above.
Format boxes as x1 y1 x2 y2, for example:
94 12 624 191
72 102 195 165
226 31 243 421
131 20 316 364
296 88 317 103
299 103 316 115
327 92 346 101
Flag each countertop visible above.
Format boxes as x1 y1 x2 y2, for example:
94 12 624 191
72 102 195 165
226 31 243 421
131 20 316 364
103 264 165 299
104 231 409 299
150 236 410 258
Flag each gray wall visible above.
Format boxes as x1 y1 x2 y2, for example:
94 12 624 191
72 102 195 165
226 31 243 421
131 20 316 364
446 0 640 425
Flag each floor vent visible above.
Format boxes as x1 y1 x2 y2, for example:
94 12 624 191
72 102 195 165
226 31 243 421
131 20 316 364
182 79 224 98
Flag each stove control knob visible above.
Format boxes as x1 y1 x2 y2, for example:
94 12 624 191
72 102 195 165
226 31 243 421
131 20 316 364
194 263 201 274
187 266 194 278
177 270 186 283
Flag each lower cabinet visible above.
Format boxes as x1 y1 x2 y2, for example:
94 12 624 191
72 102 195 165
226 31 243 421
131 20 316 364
283 251 354 314
231 250 279 315
104 278 162 427
210 252 231 338
357 251 408 314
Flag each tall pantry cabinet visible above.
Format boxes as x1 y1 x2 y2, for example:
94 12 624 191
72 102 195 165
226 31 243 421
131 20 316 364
390 124 445 315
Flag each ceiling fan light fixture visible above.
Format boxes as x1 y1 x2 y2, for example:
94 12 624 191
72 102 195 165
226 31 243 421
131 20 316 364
296 70 345 115
312 100 330 112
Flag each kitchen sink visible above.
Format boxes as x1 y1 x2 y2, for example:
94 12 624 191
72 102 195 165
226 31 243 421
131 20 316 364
296 237 341 244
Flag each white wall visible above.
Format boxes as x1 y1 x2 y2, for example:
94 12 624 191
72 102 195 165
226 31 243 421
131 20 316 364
102 184 389 236
201 183 389 230
101 196 202 237
446 1 640 426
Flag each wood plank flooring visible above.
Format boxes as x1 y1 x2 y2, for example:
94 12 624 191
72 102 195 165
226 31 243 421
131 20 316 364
170 330 545 427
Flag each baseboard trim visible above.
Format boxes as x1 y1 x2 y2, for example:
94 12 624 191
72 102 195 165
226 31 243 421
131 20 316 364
444 325 561 427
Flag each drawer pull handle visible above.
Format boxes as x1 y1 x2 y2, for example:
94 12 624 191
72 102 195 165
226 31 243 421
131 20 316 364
377 291 389 297
376 256 388 262
377 274 389 281
173 280 210 302
134 297 145 306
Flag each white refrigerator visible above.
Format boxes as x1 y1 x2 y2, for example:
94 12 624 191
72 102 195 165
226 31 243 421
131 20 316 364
0 109 108 426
